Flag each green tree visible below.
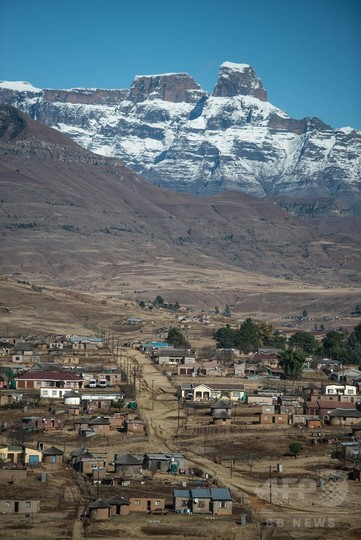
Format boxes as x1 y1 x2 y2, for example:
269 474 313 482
288 332 318 354
255 321 287 349
224 304 231 317
213 325 239 349
269 330 287 349
278 349 306 380
289 442 303 459
321 329 348 360
254 320 275 346
302 309 308 317
238 318 261 353
154 295 165 306
174 301 180 311
351 322 361 344
166 327 190 349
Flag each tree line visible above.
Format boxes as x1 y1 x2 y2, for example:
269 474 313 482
213 318 361 370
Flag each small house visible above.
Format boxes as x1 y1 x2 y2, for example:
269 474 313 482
173 488 232 515
124 419 145 435
22 446 43 465
339 441 361 460
85 499 112 520
329 409 361 427
0 499 40 514
142 453 185 473
88 417 111 434
114 453 142 477
42 447 64 464
128 496 165 513
108 496 130 516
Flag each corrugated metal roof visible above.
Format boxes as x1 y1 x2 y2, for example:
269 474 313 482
210 488 232 501
173 490 190 498
190 489 211 499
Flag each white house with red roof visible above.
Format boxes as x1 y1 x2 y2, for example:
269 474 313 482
14 371 83 399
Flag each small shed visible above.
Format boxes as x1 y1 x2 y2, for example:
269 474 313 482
42 447 64 464
213 411 232 426
210 400 232 416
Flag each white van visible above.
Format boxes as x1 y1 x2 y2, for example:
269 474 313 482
98 379 107 388
89 379 97 388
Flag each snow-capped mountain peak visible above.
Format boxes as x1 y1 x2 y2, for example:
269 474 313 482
213 61 267 101
0 63 360 215
0 81 42 93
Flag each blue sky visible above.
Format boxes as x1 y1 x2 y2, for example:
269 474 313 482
1 0 360 129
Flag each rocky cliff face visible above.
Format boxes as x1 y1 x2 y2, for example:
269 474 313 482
1 62 360 216
212 62 267 100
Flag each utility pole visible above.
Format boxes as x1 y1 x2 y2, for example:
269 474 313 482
269 465 272 504
151 380 154 411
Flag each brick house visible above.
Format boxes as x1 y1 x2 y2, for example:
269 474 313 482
329 409 361 427
15 370 83 398
85 499 112 520
142 453 186 474
70 448 107 476
114 453 142 477
85 495 165 518
305 400 358 418
173 488 232 515
88 417 111 434
124 419 145 435
0 499 40 514
128 496 165 513
42 447 64 463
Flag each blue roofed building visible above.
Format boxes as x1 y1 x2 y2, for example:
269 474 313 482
173 487 232 515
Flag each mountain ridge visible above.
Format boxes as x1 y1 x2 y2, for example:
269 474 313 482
1 62 360 217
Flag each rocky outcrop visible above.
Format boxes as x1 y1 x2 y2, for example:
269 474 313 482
212 62 267 101
128 73 205 103
42 88 128 105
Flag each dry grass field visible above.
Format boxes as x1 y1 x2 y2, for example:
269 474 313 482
1 275 361 338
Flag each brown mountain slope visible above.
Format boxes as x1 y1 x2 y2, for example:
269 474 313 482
0 105 360 318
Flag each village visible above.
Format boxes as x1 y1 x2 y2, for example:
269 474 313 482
0 311 361 540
